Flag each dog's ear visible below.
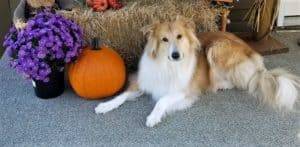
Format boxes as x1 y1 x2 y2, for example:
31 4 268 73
192 36 201 52
140 21 160 36
140 24 154 36
188 32 201 52
176 16 201 51
176 15 196 31
145 37 159 58
141 21 160 58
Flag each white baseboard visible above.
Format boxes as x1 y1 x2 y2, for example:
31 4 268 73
283 16 300 26
277 0 300 27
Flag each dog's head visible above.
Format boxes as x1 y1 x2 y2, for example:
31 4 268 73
141 16 200 61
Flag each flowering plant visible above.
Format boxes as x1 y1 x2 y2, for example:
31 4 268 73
3 10 83 82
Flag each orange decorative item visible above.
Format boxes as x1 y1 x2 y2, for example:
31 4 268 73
91 0 108 12
87 0 123 12
68 38 126 99
107 0 123 9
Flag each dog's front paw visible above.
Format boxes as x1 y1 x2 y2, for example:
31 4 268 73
146 114 162 127
95 102 118 114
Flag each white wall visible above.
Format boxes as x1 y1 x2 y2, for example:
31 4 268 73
277 0 300 26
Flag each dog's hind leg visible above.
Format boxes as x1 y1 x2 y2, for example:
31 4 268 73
95 75 143 114
146 92 196 127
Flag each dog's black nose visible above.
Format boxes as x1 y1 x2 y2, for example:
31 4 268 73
171 52 180 60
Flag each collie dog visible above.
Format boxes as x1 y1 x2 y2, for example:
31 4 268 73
95 17 300 127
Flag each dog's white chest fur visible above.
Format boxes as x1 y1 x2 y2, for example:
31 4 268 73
137 53 196 101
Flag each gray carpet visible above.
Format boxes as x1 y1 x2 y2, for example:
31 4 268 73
1 32 300 146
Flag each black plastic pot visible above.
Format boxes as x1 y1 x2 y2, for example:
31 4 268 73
32 70 65 99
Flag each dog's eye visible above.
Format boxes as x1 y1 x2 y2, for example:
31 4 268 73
162 37 168 42
177 34 182 39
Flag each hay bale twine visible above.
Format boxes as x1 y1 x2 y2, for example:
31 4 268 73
60 0 219 71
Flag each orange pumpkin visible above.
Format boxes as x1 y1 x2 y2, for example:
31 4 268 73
68 38 126 99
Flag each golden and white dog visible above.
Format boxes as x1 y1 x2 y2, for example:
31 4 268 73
95 17 300 127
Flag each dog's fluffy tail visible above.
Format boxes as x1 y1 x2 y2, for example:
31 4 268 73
248 68 300 110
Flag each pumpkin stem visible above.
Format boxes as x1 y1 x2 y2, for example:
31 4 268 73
92 38 101 50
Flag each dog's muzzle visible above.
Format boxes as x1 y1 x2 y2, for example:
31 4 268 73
168 51 183 61
168 45 183 61
171 52 180 60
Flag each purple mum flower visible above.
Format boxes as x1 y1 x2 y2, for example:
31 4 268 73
3 10 83 82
